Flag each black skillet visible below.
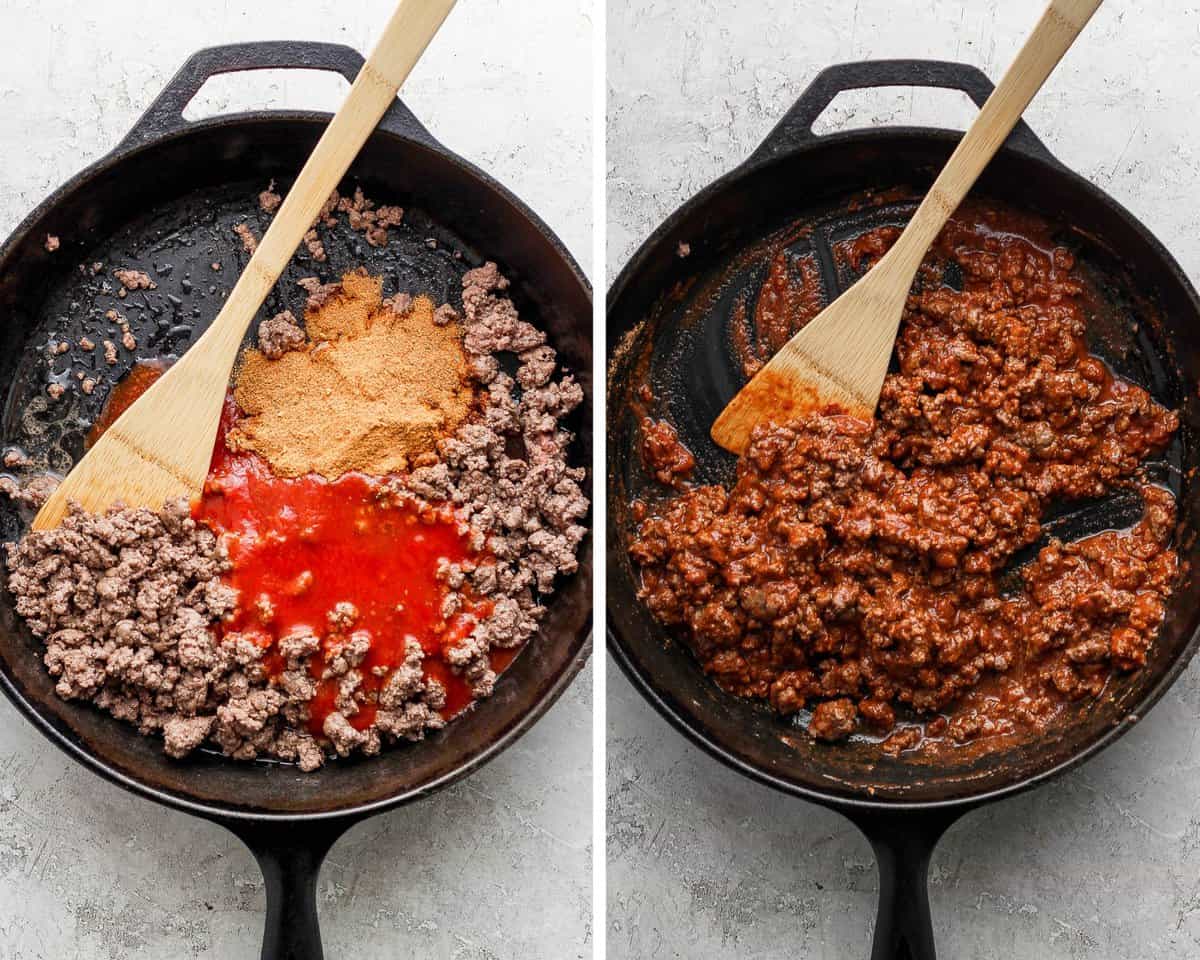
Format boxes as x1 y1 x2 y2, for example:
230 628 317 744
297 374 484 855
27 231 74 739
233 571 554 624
0 42 592 960
607 59 1200 960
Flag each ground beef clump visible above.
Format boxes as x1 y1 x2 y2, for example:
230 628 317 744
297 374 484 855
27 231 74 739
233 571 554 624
113 269 155 292
630 209 1179 754
256 310 306 360
284 186 405 262
640 417 694 487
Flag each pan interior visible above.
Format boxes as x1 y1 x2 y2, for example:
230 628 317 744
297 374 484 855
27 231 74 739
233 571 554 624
0 117 592 818
607 133 1200 805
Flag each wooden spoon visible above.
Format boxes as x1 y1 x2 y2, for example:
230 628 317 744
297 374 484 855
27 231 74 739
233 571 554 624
710 0 1103 454
32 0 457 530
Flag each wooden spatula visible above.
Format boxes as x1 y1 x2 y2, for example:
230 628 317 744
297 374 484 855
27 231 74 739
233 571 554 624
710 0 1103 455
32 0 457 530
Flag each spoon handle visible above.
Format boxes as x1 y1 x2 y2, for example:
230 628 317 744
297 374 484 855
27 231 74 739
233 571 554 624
884 0 1103 276
201 0 457 358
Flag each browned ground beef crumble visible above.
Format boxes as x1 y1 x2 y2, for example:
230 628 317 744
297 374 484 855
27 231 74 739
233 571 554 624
255 310 306 361
630 210 1179 754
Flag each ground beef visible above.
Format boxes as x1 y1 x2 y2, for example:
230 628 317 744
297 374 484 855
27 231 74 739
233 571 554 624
810 698 858 741
0 473 58 508
389 262 589 709
112 269 155 292
283 186 405 263
4 496 346 768
258 180 282 214
297 276 340 311
256 310 306 360
640 418 694 487
234 222 258 254
303 230 326 263
104 309 138 354
630 209 1179 753
4 500 283 738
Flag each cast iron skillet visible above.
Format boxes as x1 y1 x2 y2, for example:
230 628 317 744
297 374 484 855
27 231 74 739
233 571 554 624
0 42 592 960
608 60 1200 960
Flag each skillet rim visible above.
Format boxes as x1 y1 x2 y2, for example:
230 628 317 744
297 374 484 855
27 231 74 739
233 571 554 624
0 108 595 823
605 123 1200 812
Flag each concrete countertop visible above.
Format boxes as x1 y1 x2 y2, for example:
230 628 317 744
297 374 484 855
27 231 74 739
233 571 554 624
0 2 592 958
607 1 1200 957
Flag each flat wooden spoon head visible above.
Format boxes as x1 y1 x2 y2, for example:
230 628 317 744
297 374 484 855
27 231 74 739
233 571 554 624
710 249 911 453
31 0 457 530
710 0 1103 455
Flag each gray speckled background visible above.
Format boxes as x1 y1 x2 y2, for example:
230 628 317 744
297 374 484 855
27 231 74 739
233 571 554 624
607 1 1200 957
0 2 592 958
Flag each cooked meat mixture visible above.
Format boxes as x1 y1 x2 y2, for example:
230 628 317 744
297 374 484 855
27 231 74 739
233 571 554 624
640 418 695 487
630 209 1180 753
230 272 476 479
6 263 587 769
255 310 306 361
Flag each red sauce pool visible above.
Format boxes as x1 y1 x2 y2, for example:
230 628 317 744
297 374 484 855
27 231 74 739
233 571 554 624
93 363 511 736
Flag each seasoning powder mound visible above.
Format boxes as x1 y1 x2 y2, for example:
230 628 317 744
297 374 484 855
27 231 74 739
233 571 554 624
228 270 475 478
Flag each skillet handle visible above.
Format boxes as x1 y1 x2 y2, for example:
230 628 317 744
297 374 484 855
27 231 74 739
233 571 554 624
117 40 440 152
844 807 966 960
222 816 353 960
747 59 1059 168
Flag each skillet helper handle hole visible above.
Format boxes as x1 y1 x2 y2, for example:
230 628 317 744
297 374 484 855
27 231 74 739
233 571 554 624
846 808 965 960
747 58 1058 168
224 817 352 960
115 40 439 152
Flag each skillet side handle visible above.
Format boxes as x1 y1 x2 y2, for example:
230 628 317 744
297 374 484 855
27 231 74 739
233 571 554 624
846 807 966 960
116 40 441 154
746 59 1059 169
223 817 353 960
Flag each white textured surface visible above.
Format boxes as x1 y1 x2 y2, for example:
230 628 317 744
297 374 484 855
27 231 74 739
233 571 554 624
608 1 1200 958
0 2 592 959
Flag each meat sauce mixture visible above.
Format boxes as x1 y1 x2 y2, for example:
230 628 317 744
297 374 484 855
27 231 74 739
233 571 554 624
630 205 1180 755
